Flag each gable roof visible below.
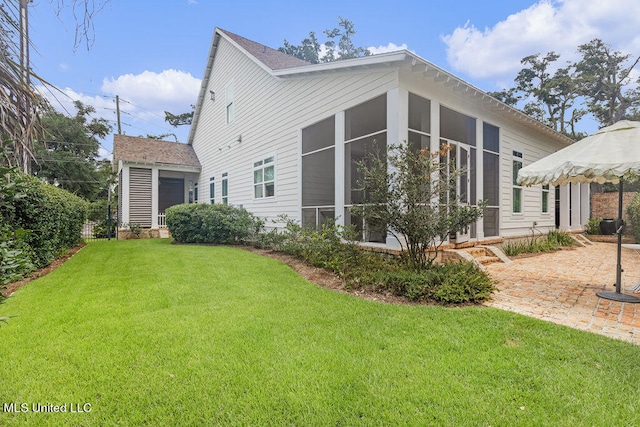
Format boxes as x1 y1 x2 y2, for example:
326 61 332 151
113 135 201 169
223 29 310 70
188 28 574 147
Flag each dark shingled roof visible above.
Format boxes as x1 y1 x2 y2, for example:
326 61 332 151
221 29 310 70
113 135 201 168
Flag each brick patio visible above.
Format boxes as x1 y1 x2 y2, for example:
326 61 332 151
484 242 640 345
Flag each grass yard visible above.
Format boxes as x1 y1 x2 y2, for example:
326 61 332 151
1 239 639 426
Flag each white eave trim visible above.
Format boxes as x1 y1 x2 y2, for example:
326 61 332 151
272 51 409 77
119 160 201 173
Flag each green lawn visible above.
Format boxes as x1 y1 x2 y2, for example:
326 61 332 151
1 239 639 426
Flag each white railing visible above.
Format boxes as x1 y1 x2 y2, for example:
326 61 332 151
158 213 167 228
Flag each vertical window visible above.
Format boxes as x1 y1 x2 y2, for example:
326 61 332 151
253 157 275 199
483 123 500 236
194 182 198 203
408 93 431 151
221 172 229 205
209 177 215 204
188 180 195 204
513 151 523 213
542 184 550 213
302 117 335 229
226 83 234 124
344 95 387 243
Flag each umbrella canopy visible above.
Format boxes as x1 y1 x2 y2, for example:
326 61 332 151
516 119 640 303
518 120 640 186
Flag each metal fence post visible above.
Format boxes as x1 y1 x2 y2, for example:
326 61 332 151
107 204 112 241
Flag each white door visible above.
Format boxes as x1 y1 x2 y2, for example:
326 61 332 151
456 144 471 244
441 140 471 244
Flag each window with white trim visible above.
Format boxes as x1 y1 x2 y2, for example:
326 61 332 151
221 172 229 205
226 84 234 124
209 177 215 204
542 184 550 213
253 157 275 199
513 150 523 213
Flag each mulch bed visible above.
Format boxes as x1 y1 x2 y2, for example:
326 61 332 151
240 246 415 305
1 243 86 297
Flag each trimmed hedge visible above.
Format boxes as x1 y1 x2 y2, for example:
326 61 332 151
7 175 87 268
166 203 255 244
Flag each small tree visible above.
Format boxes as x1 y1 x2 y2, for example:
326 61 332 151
355 141 486 270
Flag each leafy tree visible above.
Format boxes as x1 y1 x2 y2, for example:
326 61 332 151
279 17 371 64
575 38 640 127
488 88 519 106
354 141 485 270
513 52 585 138
322 17 371 62
279 32 322 64
495 38 640 138
32 100 112 200
165 106 194 127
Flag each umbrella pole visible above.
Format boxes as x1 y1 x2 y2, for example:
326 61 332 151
597 180 640 303
615 180 623 293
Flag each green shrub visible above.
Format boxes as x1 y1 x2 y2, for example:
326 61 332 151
166 203 256 244
7 175 87 268
360 262 495 304
0 228 35 300
88 201 116 238
431 262 496 304
253 215 495 305
547 229 574 246
626 192 640 243
124 222 143 238
585 218 601 235
502 237 545 256
502 230 574 257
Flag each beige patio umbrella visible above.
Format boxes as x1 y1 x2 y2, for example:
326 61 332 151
518 120 640 303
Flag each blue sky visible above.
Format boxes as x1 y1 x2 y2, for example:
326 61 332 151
25 0 640 158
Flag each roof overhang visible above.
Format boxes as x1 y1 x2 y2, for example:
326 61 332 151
188 31 574 148
188 30 222 145
117 159 201 173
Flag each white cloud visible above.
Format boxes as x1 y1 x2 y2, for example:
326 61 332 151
37 86 115 117
368 42 409 55
101 69 201 114
35 69 201 152
442 0 640 82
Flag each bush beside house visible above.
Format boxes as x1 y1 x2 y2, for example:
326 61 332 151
166 203 255 244
1 173 87 285
253 217 495 305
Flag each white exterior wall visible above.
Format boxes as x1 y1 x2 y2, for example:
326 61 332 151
400 70 573 238
117 161 199 228
191 37 398 225
191 38 580 243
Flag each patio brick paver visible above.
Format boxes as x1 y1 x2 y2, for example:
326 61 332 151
484 242 640 345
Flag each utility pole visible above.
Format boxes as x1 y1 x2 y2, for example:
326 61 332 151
115 95 122 134
19 0 32 173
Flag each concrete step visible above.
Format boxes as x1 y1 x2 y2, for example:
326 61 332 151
573 234 594 245
477 256 501 265
463 247 487 258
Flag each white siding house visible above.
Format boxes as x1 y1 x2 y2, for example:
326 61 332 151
116 28 589 247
